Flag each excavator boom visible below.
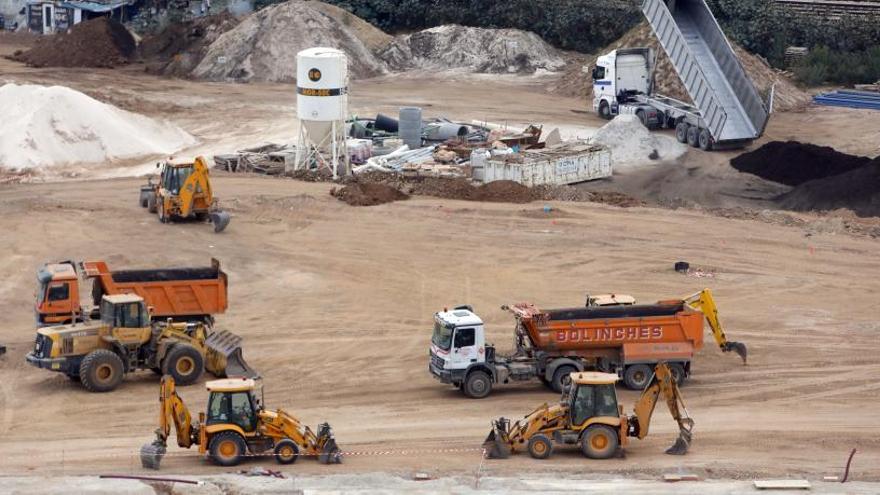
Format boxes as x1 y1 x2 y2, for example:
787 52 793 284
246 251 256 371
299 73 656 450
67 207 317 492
684 289 747 364
630 363 694 455
141 376 197 469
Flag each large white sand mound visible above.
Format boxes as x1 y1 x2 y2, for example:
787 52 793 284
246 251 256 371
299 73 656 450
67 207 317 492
591 114 687 168
0 83 196 170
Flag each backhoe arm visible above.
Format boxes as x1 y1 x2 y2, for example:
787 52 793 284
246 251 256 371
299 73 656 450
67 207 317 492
630 363 694 455
178 157 214 218
683 289 747 364
141 376 197 469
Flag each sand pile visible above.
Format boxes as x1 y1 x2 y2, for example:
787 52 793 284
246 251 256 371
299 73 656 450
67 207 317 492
0 84 195 170
330 182 408 206
591 114 687 166
192 0 391 82
551 22 811 112
11 17 135 68
140 13 240 77
732 141 871 186
379 25 566 74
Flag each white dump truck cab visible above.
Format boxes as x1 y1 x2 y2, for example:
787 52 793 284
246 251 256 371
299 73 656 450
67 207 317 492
591 48 663 127
430 306 501 396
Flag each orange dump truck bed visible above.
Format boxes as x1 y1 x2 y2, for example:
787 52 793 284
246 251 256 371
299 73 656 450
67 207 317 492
83 259 227 321
509 301 705 364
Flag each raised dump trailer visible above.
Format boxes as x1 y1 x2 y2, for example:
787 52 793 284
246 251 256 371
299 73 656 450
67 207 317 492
429 290 747 398
591 0 771 150
35 259 227 326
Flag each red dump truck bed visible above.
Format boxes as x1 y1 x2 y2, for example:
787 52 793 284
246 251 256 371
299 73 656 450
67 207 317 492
509 301 705 365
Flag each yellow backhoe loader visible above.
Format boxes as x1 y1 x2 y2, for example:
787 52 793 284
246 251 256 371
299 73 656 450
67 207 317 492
26 294 256 392
483 363 693 460
140 376 342 469
140 156 231 233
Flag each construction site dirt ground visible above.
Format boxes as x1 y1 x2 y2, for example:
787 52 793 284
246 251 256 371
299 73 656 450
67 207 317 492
1 38 880 484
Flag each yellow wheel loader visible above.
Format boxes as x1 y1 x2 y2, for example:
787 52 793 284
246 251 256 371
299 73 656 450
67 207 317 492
140 376 342 469
141 156 231 233
26 294 256 392
484 362 693 460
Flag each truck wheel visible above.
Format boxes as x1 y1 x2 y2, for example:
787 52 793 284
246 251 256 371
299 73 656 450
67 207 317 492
79 349 124 393
162 344 204 386
463 370 492 399
208 431 246 467
636 110 647 127
668 363 686 385
686 126 700 147
551 366 576 393
599 101 611 120
623 364 652 390
581 424 619 459
147 195 157 213
527 434 553 460
273 439 299 465
675 122 689 143
698 128 713 151
157 202 168 223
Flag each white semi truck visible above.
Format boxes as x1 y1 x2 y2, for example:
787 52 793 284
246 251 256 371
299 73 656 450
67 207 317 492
591 0 773 150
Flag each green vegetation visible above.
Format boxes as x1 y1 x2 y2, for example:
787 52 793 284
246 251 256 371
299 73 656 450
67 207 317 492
793 46 880 86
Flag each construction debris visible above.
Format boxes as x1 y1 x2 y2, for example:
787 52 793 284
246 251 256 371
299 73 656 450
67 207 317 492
238 467 286 478
753 479 811 490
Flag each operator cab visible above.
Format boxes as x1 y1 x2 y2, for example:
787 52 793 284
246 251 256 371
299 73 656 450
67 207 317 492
100 294 150 328
565 372 620 427
160 160 195 196
206 378 260 433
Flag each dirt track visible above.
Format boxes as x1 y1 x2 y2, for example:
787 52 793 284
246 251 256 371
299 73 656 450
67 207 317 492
1 175 879 480
1 37 879 482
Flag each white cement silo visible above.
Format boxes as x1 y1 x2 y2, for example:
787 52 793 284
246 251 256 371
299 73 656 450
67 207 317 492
292 47 350 178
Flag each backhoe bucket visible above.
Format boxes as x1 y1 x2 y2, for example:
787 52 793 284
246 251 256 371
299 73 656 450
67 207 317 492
483 421 511 459
317 423 342 464
140 439 167 470
209 211 231 233
725 341 748 364
665 418 694 456
204 330 259 379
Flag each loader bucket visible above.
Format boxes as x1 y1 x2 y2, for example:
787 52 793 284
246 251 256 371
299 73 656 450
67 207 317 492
209 211 231 233
483 427 511 459
204 330 259 379
140 440 167 470
665 418 694 456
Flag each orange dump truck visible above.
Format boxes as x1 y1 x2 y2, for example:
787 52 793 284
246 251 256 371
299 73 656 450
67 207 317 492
429 290 746 398
35 259 227 327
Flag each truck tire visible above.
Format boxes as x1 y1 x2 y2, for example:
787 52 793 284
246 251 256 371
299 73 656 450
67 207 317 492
551 365 577 393
157 202 168 223
273 439 299 465
581 424 619 459
147 195 157 213
527 434 553 460
636 110 647 127
208 431 247 467
675 122 689 143
623 364 652 390
686 126 700 147
79 349 124 393
698 128 713 151
463 370 492 399
668 363 686 385
599 101 611 120
162 344 204 386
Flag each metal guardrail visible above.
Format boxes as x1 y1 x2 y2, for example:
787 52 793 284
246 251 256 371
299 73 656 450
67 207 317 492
641 0 728 139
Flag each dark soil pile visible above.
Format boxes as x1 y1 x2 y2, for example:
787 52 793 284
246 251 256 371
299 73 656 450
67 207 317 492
407 178 538 203
731 141 872 186
140 13 239 77
778 159 880 217
330 183 409 206
11 17 135 68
